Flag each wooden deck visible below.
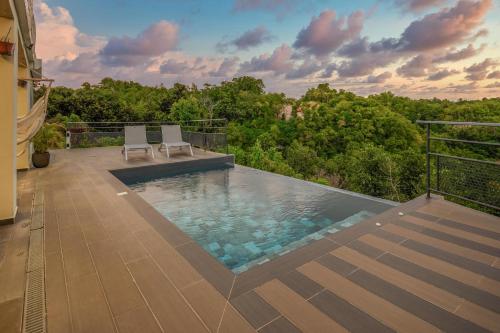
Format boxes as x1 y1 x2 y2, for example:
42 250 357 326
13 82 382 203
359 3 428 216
1 146 499 333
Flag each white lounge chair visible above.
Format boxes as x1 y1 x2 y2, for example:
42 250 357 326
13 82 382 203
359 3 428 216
122 125 154 160
159 125 193 158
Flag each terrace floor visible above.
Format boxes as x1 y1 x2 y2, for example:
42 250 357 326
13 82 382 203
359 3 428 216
1 145 500 333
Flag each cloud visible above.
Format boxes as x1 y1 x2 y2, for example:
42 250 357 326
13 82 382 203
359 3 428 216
159 59 192 74
55 52 102 73
217 26 273 52
319 63 337 78
487 71 500 79
394 0 446 12
34 0 106 60
293 10 364 57
485 82 500 89
398 0 492 52
447 81 479 93
427 69 460 81
285 59 322 79
329 0 492 79
100 21 179 66
336 52 397 78
366 71 392 83
337 37 370 58
433 43 486 63
209 57 240 77
397 55 437 78
240 44 294 75
464 58 499 81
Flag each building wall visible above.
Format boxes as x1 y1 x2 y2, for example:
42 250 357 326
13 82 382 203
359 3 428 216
0 16 18 222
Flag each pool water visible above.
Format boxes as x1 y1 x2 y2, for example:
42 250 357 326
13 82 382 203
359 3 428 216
129 165 394 273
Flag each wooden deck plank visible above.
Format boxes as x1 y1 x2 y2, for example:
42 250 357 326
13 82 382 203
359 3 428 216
135 228 203 289
309 290 394 333
230 290 281 329
360 234 500 297
88 239 147 317
417 202 500 233
258 316 301 333
332 246 461 311
45 251 72 333
298 261 440 333
256 279 348 333
67 273 116 333
218 304 257 333
114 306 162 333
402 215 500 249
126 257 209 333
382 223 497 265
180 279 227 332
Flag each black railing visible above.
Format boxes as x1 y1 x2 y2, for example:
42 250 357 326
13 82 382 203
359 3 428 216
66 119 228 153
417 121 500 211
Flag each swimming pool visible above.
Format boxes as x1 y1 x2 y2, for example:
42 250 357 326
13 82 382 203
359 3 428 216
128 164 395 273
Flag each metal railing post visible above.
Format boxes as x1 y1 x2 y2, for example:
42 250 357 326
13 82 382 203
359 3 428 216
436 155 440 192
225 119 229 155
416 120 499 212
426 123 431 199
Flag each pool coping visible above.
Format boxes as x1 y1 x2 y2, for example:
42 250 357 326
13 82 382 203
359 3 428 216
106 156 416 301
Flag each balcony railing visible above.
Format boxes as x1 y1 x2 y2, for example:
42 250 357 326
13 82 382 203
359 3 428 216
417 121 499 212
65 119 228 153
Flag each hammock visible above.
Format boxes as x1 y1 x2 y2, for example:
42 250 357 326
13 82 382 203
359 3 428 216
16 79 53 146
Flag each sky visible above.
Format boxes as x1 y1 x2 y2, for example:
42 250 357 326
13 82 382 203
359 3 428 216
35 0 500 99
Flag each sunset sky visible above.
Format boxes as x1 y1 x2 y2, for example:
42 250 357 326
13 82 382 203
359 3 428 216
35 0 500 99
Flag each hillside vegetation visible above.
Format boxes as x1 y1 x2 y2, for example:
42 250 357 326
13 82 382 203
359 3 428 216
41 77 500 205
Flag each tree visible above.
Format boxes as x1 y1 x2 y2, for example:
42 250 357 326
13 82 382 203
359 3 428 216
169 96 204 122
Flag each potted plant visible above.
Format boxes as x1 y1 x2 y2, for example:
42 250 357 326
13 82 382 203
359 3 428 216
32 124 64 168
0 27 14 56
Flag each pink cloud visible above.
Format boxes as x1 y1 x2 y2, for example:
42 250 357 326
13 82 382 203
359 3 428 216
100 21 179 66
400 0 492 51
397 55 435 78
464 58 499 81
427 69 460 81
394 0 446 12
217 26 274 52
293 10 364 57
34 0 106 60
240 44 294 75
487 71 500 79
366 71 392 83
433 43 486 63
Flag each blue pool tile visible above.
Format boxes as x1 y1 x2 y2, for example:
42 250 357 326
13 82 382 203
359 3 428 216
208 242 221 251
243 242 261 255
252 230 265 239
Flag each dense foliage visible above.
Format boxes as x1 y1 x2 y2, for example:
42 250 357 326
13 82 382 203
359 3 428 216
40 77 500 205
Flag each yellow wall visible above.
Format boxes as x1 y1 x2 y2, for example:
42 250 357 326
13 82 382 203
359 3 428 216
0 16 18 221
16 66 30 170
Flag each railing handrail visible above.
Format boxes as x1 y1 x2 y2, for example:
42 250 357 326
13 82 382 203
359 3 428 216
417 120 499 212
67 119 227 125
65 119 229 154
416 120 500 127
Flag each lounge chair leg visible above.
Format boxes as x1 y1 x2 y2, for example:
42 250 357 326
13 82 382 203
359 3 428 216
189 146 193 156
166 147 170 159
125 149 128 161
151 148 155 159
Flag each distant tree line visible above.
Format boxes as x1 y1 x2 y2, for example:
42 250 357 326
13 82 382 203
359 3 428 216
39 77 500 207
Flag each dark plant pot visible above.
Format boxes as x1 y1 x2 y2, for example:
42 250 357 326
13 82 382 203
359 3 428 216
32 152 50 168
0 41 14 56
